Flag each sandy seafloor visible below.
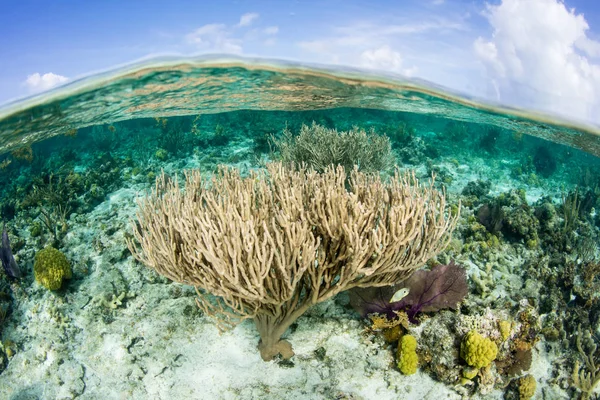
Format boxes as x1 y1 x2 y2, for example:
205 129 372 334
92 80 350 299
0 135 578 400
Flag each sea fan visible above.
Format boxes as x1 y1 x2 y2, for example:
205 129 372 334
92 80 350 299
350 261 468 323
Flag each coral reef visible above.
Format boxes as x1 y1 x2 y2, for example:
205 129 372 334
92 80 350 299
0 106 598 399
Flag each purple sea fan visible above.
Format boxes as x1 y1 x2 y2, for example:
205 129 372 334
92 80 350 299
1 224 21 279
349 261 468 323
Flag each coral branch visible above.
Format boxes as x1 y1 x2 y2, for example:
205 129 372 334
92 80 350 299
127 162 458 360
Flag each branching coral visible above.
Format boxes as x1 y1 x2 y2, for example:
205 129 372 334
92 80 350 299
271 122 393 174
573 324 600 399
562 189 582 234
22 174 75 244
127 162 458 361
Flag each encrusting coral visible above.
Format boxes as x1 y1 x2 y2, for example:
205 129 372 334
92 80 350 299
127 162 458 361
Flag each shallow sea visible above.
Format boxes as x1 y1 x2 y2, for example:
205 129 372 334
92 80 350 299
0 56 599 399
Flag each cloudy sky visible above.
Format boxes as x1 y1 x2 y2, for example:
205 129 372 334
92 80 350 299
1 0 599 124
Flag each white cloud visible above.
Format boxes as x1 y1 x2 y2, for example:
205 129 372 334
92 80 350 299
333 19 466 38
297 18 468 77
186 23 243 53
361 46 401 70
298 19 465 55
24 72 68 93
238 12 259 27
576 36 600 58
474 0 600 122
360 45 418 76
186 14 277 54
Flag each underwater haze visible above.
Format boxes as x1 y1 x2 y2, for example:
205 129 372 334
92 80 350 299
0 56 599 400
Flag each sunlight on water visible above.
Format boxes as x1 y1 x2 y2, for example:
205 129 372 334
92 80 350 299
0 55 599 156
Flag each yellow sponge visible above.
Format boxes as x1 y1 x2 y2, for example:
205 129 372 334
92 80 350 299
397 334 418 375
460 330 498 369
34 247 72 291
518 375 536 399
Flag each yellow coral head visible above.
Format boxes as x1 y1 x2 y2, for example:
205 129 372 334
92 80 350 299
33 247 72 291
460 330 498 369
397 334 419 375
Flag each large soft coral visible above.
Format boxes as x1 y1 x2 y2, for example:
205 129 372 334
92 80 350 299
349 261 468 323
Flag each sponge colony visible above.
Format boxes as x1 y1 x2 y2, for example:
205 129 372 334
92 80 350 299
460 330 498 369
34 246 72 291
397 334 419 375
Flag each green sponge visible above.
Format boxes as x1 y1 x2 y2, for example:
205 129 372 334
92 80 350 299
460 330 498 369
397 334 418 375
518 375 536 399
34 247 72 291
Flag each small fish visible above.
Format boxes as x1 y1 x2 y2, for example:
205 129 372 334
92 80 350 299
1 224 21 279
390 287 410 303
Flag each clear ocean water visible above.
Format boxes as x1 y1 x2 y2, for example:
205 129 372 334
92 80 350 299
0 56 599 399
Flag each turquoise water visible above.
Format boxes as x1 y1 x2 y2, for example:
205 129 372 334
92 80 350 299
0 56 599 399
1 56 599 156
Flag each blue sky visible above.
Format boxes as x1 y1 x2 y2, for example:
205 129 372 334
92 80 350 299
1 0 600 124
